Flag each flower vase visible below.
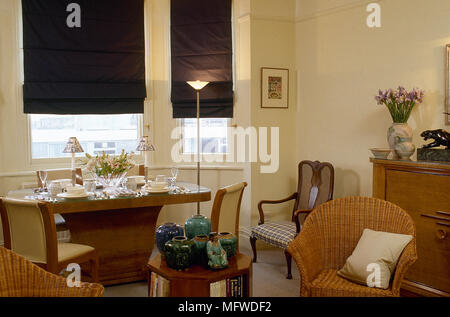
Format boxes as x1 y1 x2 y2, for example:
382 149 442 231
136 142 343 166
185 214 211 239
156 223 184 253
387 123 413 159
95 172 127 194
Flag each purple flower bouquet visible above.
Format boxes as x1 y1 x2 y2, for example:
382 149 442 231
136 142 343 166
375 86 425 123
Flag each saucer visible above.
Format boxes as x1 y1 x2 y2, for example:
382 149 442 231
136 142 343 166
57 192 92 199
144 187 170 194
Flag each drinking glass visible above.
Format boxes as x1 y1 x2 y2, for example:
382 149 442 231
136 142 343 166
170 167 179 188
38 170 48 191
48 181 62 198
171 167 179 179
126 178 137 192
84 179 96 193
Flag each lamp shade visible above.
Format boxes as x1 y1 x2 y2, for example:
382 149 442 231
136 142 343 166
62 137 84 153
187 81 209 91
136 136 156 152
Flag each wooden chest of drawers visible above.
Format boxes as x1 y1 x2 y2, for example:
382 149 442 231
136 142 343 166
371 158 450 297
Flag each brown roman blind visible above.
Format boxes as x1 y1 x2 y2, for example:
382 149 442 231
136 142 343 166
170 0 233 118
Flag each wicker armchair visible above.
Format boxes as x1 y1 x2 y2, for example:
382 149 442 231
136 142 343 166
0 247 104 297
287 197 417 297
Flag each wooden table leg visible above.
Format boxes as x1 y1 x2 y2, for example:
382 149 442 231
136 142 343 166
63 206 162 285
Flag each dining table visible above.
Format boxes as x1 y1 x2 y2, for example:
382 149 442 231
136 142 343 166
7 182 211 285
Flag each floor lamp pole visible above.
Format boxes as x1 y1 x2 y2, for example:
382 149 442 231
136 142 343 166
197 90 201 215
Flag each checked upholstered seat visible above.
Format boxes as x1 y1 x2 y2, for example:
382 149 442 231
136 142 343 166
251 222 297 249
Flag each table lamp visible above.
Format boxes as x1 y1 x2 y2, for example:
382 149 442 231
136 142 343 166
63 137 84 186
186 80 209 214
136 136 156 184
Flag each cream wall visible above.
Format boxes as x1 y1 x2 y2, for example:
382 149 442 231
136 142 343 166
248 0 298 225
295 0 449 198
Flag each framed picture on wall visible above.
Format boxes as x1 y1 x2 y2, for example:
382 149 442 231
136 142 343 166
446 44 450 125
261 67 289 109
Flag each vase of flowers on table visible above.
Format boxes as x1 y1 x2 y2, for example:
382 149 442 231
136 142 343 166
375 87 425 160
79 150 135 193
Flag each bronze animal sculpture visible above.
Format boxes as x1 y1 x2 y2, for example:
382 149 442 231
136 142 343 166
421 129 450 149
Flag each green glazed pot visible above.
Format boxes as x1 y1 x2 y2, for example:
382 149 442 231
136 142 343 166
164 236 194 270
218 232 238 258
192 234 209 267
185 214 211 239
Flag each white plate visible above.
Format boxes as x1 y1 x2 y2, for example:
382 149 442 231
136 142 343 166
57 192 92 199
143 187 171 194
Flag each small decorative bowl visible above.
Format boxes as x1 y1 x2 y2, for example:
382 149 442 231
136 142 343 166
370 148 391 159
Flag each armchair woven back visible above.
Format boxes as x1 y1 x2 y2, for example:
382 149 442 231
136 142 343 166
0 247 104 297
305 197 415 269
288 196 417 297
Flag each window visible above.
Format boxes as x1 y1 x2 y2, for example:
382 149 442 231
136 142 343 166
181 118 229 154
30 114 140 159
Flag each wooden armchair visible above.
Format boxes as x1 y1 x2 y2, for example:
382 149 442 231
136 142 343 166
0 247 103 297
287 197 417 297
250 161 334 279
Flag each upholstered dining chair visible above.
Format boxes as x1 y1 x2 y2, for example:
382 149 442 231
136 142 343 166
36 168 83 188
250 161 334 279
0 198 99 283
0 247 104 297
36 168 83 238
211 182 248 247
287 197 417 297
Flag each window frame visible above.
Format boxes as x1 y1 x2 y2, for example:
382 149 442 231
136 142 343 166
177 118 236 164
27 114 145 167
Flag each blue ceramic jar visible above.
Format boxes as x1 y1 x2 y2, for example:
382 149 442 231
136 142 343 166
156 222 184 253
185 214 211 239
218 232 238 258
164 236 194 270
192 234 209 266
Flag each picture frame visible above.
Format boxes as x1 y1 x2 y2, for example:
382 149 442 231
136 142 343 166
261 67 289 109
446 45 450 125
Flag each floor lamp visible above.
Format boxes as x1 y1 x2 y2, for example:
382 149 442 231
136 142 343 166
187 80 209 214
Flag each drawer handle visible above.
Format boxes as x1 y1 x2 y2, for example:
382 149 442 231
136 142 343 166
436 229 447 240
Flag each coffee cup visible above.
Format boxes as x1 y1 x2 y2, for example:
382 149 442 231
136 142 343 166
66 185 85 196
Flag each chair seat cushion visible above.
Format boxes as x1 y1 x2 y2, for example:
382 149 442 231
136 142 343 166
310 269 394 297
251 222 296 249
57 243 94 262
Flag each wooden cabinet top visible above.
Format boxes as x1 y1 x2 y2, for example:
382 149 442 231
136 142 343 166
370 158 450 173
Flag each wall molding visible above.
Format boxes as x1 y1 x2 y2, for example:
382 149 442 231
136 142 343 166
296 0 382 23
238 13 296 24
